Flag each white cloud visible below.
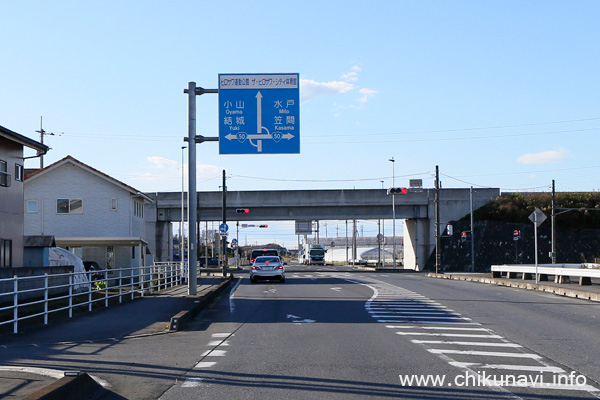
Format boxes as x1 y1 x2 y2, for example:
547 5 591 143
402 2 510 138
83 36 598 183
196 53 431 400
147 156 177 169
357 88 377 104
300 66 376 108
517 149 569 164
342 65 361 82
300 79 355 103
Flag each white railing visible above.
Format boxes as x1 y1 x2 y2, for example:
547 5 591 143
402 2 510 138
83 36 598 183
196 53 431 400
0 262 184 334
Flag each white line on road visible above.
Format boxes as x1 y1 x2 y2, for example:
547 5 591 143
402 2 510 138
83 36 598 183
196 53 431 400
211 333 233 338
428 349 542 359
182 378 203 387
200 350 227 357
412 340 522 348
397 332 502 338
448 361 565 373
387 325 487 331
194 361 217 369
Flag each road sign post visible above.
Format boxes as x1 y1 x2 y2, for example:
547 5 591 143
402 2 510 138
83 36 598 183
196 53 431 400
529 208 547 284
218 73 300 154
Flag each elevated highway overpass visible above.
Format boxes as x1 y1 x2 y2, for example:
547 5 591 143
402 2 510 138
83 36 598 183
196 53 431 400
146 188 499 270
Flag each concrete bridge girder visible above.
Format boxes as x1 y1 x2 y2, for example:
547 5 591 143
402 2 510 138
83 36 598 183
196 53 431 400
147 188 500 270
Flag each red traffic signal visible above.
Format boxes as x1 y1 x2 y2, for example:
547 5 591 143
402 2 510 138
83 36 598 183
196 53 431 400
387 187 408 195
259 225 268 228
236 208 250 214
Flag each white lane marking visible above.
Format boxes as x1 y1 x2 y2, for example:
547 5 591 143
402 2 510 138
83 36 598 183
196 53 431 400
380 319 477 324
182 378 203 387
200 350 227 357
211 333 232 338
386 325 488 331
287 314 301 319
229 277 242 312
369 311 460 316
207 340 229 346
331 287 342 291
412 340 522 348
397 332 501 338
194 361 217 369
449 362 565 373
428 349 542 359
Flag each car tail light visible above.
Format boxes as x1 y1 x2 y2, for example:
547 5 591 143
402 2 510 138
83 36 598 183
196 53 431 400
277 265 283 269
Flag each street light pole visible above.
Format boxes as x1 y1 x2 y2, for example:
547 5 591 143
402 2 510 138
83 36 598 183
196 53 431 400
389 157 396 270
181 145 186 282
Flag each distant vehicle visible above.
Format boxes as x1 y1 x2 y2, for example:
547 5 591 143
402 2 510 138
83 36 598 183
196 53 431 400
299 243 326 265
250 256 285 283
199 257 220 268
249 248 279 264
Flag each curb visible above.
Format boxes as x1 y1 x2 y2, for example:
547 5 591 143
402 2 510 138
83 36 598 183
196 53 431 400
428 272 600 302
23 372 104 400
169 276 233 331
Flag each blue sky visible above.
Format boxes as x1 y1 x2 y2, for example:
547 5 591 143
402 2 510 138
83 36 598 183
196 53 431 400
3 1 600 248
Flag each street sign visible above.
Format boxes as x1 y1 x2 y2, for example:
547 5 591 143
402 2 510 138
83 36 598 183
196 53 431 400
219 223 229 234
218 73 300 154
231 238 238 246
528 208 547 227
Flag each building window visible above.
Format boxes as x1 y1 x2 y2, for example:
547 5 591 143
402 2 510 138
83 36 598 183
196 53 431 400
0 239 12 267
57 198 83 214
134 201 144 218
15 164 23 182
26 200 39 213
0 160 10 187
111 198 118 211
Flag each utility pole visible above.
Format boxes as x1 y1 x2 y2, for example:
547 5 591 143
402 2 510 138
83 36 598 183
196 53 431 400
434 165 441 274
36 116 54 169
183 82 218 295
551 179 556 264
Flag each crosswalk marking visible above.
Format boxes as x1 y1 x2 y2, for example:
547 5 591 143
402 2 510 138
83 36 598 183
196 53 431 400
428 349 542 359
412 340 522 348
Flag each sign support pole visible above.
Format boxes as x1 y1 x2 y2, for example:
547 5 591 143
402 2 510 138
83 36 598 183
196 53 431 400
184 82 218 295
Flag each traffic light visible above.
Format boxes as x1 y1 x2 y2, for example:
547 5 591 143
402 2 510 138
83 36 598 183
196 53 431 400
387 187 408 195
259 225 268 228
236 208 250 214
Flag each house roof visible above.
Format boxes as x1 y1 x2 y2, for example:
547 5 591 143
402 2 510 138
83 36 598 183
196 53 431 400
25 155 153 203
0 124 49 154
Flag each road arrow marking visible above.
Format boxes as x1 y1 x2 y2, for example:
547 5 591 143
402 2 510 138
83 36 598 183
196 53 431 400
287 314 301 319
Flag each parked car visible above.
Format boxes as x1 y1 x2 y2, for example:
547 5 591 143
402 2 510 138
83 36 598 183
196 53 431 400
250 256 285 283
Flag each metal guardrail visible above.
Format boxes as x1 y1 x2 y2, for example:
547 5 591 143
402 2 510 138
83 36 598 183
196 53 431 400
491 264 600 285
0 262 184 334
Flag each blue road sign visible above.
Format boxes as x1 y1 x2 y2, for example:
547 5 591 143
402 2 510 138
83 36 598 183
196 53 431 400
219 223 229 234
218 73 300 154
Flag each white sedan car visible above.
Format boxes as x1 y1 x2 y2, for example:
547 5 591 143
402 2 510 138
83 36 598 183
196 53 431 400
250 256 285 283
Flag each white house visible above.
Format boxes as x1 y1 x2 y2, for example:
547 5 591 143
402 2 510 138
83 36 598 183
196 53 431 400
24 156 154 274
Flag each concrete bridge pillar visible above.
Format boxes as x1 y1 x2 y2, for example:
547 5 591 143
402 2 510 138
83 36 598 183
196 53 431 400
403 218 434 271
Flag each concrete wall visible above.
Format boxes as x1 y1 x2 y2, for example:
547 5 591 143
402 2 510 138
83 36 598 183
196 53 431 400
0 137 25 267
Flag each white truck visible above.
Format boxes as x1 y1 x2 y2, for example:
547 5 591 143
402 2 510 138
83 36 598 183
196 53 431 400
299 243 326 265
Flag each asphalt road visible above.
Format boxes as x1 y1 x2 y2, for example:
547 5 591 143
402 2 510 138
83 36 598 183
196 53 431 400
3 265 600 399
158 265 600 400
